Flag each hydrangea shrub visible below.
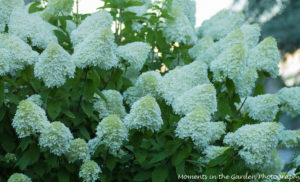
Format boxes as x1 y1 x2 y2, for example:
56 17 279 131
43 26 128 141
1 0 300 181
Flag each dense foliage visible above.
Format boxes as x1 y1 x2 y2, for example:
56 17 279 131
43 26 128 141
1 0 300 182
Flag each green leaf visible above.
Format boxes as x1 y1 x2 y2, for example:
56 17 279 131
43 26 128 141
171 146 189 166
0 81 4 106
81 101 94 118
148 152 169 164
58 169 70 182
28 2 44 13
47 101 61 120
135 150 147 164
204 167 223 182
16 145 40 170
152 166 168 182
79 126 90 140
106 155 117 171
207 147 234 167
133 171 152 181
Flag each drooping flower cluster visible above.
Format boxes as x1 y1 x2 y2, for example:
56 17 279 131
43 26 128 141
72 28 119 70
123 71 162 105
93 90 126 119
117 41 151 73
8 7 57 49
162 8 197 45
0 48 10 76
34 43 75 88
198 9 244 40
172 84 217 115
39 121 73 156
224 122 284 170
71 11 113 46
4 153 17 163
175 107 226 148
12 100 49 138
79 160 101 182
67 138 90 163
276 87 300 116
243 94 280 122
41 0 74 20
0 33 39 71
159 60 210 105
0 0 24 31
124 96 163 132
7 173 31 182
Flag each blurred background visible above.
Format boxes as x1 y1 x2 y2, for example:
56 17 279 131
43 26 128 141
25 0 300 164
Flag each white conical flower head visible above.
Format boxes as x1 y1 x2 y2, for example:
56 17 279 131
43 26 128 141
0 48 10 76
0 0 24 31
243 94 280 122
276 87 300 116
210 44 246 82
233 66 258 97
224 122 284 170
96 115 128 155
117 41 151 71
79 160 101 182
163 8 197 45
123 71 162 105
12 100 50 138
39 121 73 156
8 7 58 49
72 28 119 70
159 60 210 105
248 37 280 78
41 0 74 20
172 84 217 115
124 96 163 132
34 43 75 88
0 33 39 71
175 107 226 148
171 0 196 27
198 9 244 40
93 90 126 119
189 35 218 64
71 11 113 45
67 138 90 163
8 173 31 182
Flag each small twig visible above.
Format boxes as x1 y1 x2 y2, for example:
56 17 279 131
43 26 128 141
237 97 247 113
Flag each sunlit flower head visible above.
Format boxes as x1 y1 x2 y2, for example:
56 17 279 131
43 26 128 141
67 138 90 163
0 0 24 31
79 160 101 182
276 87 300 116
8 173 31 182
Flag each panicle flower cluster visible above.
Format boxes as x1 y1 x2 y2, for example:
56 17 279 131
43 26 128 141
189 35 218 64
4 153 17 163
123 71 162 105
41 0 74 20
12 100 49 138
95 115 128 156
224 122 284 170
159 60 210 105
8 7 57 49
79 160 101 182
34 43 75 88
243 94 280 122
172 84 217 115
72 28 119 70
117 41 151 72
67 138 89 163
39 121 73 156
124 96 163 132
0 33 39 71
261 150 284 174
276 87 300 116
278 130 300 149
0 0 24 31
162 8 197 45
26 94 43 106
175 107 226 148
198 9 244 40
93 90 126 119
7 173 31 182
71 11 113 46
202 146 231 163
171 0 196 27
0 48 10 75
248 37 280 78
